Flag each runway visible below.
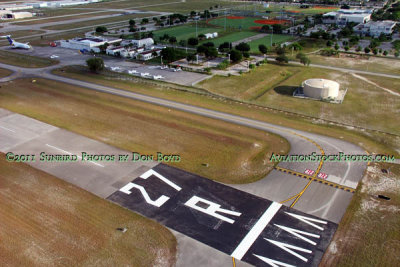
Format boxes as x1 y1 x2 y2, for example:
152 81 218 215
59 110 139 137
0 59 368 266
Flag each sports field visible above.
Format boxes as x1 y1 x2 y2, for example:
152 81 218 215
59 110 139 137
153 25 223 42
248 34 293 52
265 5 338 14
200 31 258 47
207 16 289 30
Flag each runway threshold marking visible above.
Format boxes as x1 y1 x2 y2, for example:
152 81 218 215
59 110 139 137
275 166 355 193
230 202 282 260
45 144 104 167
0 125 15 133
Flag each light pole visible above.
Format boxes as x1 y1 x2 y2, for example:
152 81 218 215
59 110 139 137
161 55 163 65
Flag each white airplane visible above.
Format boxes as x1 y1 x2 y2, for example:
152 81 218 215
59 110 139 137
50 55 59 59
1 35 31 49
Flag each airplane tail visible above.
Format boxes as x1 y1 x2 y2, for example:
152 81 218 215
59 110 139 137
6 36 13 45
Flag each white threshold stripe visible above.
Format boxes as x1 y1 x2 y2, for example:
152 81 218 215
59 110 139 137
231 202 282 260
45 144 104 167
0 125 16 133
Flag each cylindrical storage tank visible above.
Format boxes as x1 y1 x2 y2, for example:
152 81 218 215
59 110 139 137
302 79 339 99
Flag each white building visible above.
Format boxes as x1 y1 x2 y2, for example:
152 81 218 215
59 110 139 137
204 32 218 39
106 46 125 56
0 11 33 20
60 37 121 53
0 4 33 11
354 20 397 37
131 38 154 48
322 9 372 25
138 49 161 61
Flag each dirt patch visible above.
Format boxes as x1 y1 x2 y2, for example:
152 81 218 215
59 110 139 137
254 19 289 25
227 16 244 19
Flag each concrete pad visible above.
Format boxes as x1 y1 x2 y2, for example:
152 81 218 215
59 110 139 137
293 181 354 223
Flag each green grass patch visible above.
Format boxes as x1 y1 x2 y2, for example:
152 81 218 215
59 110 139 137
153 24 223 42
200 31 258 47
248 34 293 53
0 50 58 68
42 13 154 30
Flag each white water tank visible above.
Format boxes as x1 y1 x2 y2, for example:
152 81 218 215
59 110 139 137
302 79 339 99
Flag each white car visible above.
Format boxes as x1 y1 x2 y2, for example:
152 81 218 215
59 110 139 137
110 66 121 71
153 75 165 80
128 70 138 74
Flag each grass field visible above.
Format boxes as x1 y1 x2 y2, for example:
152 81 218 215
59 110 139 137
308 54 400 75
321 162 400 266
248 34 293 53
207 16 271 30
25 30 87 46
265 4 338 14
0 77 288 184
0 30 45 38
13 11 119 26
153 25 224 42
0 67 12 77
0 50 58 68
42 13 154 31
51 65 400 158
199 62 400 135
85 0 245 13
0 154 176 266
200 30 258 47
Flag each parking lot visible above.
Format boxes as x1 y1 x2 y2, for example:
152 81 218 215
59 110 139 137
2 46 210 86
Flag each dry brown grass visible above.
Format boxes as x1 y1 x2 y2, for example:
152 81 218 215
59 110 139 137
0 78 288 184
321 162 400 266
0 67 12 78
0 154 176 266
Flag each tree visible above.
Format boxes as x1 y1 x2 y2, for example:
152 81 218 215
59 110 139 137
235 42 250 52
169 36 177 45
186 53 196 63
179 40 186 47
203 41 214 47
86 57 104 73
190 11 196 17
219 42 231 51
272 24 283 34
205 47 218 58
260 25 271 33
229 49 242 63
275 55 289 64
258 44 268 54
334 43 339 51
275 46 285 55
299 55 310 66
383 50 388 56
187 37 199 46
198 33 206 40
129 19 136 26
141 18 149 24
289 42 302 51
356 46 362 52
96 26 107 33
197 45 207 54
364 47 371 54
372 48 378 55
129 26 137 32
326 40 332 47
344 46 349 51
243 51 250 58
395 51 399 58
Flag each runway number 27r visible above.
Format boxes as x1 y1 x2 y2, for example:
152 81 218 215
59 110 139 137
119 169 242 224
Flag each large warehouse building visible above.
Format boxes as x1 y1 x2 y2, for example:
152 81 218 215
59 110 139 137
302 79 340 100
60 37 122 53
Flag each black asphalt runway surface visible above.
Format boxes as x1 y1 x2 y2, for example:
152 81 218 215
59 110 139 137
108 164 337 267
